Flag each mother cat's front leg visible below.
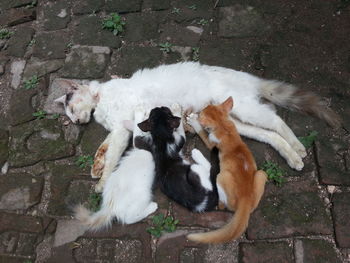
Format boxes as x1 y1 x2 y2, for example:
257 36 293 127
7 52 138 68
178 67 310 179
93 126 131 192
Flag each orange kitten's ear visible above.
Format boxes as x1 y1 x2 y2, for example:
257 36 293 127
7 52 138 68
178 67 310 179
221 96 234 112
138 119 151 132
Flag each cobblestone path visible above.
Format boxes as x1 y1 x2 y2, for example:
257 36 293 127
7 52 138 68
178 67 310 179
0 0 349 262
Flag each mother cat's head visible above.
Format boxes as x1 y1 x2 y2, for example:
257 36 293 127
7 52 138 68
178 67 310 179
54 79 99 124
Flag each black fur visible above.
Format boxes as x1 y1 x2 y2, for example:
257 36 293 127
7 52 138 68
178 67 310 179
138 107 218 212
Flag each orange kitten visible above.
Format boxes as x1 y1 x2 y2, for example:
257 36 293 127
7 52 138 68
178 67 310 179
187 97 267 243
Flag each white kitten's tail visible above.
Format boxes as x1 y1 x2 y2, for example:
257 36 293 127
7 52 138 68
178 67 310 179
74 204 113 231
259 80 342 128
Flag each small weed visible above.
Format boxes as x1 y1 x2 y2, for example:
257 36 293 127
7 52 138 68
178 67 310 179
192 47 200 61
336 0 350 11
147 214 179 238
102 13 126 36
23 260 33 263
70 241 82 250
76 155 94 169
52 113 60 119
0 28 13 40
89 10 97 17
88 193 102 212
24 75 39 90
298 131 318 149
33 110 47 120
25 0 37 8
159 42 173 53
261 161 285 186
66 42 73 49
197 18 209 26
28 39 36 46
188 4 197 10
171 7 181 14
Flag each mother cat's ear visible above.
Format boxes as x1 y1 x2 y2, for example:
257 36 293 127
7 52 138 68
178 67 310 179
54 79 81 104
138 119 151 132
54 95 67 104
56 79 81 94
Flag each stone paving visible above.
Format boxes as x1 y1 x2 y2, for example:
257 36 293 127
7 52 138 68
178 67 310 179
0 0 349 262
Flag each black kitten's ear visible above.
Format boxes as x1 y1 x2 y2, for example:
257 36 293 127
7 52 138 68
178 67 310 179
169 116 181 129
138 119 151 132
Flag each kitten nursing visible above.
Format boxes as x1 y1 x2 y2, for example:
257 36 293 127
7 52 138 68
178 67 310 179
138 104 218 212
187 97 267 243
74 108 157 230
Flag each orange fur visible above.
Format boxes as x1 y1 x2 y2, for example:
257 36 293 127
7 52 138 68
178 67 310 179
92 144 108 178
187 97 267 243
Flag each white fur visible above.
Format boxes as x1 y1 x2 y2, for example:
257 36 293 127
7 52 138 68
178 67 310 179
58 62 307 190
195 196 208 212
217 183 228 206
190 149 212 191
208 133 221 144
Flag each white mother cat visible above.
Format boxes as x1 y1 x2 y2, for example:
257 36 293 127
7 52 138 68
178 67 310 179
55 62 340 192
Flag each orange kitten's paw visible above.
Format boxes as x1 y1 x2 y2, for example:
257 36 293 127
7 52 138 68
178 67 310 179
91 144 108 178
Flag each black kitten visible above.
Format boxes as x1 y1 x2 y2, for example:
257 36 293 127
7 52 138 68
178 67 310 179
138 105 218 212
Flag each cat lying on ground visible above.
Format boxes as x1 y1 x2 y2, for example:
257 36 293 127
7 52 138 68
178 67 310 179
187 97 267 243
74 107 157 230
137 104 218 212
54 62 341 192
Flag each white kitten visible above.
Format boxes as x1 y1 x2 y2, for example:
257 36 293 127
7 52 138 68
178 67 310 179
74 107 157 229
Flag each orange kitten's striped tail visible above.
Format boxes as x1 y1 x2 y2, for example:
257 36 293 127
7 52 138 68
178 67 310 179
187 199 251 244
260 80 342 128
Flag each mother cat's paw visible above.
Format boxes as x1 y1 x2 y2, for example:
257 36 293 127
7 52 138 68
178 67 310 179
288 152 304 171
91 143 108 178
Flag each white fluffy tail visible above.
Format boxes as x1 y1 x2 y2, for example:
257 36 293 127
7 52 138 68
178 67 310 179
74 204 113 231
260 80 342 127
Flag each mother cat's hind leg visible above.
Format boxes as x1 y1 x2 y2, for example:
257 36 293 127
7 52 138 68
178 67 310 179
232 118 304 171
232 103 306 158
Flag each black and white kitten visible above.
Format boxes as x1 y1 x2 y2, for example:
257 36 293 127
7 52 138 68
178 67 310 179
138 104 218 212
